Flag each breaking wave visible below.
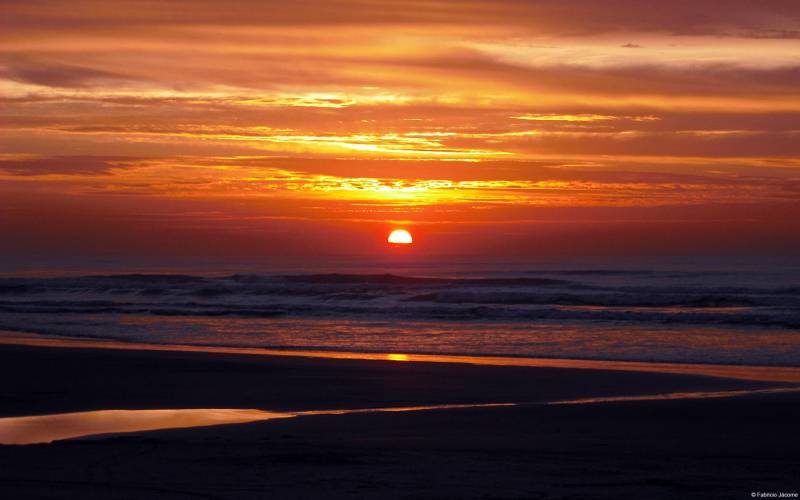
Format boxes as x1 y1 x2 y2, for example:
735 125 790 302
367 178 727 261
0 268 798 365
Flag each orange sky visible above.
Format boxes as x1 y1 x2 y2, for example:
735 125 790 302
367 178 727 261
1 0 799 259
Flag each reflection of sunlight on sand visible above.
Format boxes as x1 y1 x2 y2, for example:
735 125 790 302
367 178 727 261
0 409 292 445
3 330 800 383
549 386 800 405
0 404 513 445
5 386 800 445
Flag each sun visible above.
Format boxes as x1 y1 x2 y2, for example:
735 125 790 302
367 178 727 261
388 229 413 245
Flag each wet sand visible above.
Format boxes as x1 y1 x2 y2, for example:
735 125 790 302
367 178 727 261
4 330 800 383
0 337 798 498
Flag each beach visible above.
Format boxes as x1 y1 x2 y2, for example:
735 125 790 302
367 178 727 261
1 337 799 498
4 0 800 496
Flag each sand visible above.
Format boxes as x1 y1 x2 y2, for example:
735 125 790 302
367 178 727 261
0 339 798 498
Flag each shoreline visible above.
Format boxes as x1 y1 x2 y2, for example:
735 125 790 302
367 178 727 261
0 333 787 419
3 329 800 383
0 335 798 498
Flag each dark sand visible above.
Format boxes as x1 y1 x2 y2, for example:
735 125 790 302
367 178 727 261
0 341 798 498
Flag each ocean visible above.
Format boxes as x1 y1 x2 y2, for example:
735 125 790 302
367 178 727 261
1 257 799 366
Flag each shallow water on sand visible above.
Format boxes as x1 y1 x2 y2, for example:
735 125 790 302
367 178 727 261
0 404 512 445
4 388 800 445
0 409 291 445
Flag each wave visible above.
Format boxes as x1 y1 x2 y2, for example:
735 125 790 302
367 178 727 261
1 301 798 329
270 273 572 286
0 272 798 329
404 291 786 308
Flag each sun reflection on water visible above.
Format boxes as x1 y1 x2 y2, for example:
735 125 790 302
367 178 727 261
386 353 410 361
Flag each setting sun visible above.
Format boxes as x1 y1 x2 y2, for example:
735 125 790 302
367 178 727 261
387 229 413 245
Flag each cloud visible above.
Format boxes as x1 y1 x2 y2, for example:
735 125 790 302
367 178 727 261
3 0 800 39
3 155 796 208
0 57 137 88
511 114 619 122
0 156 139 175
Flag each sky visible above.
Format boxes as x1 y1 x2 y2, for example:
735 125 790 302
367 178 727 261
1 0 799 262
